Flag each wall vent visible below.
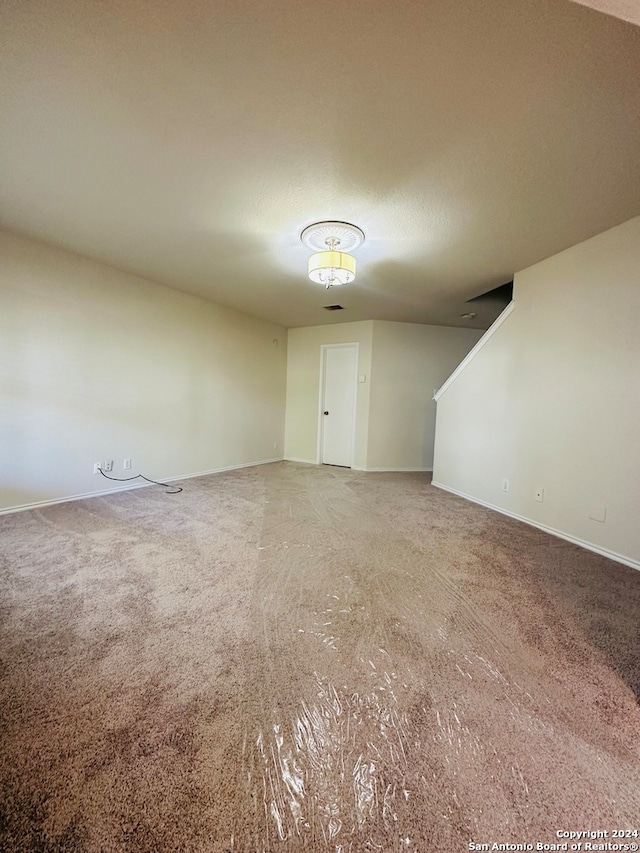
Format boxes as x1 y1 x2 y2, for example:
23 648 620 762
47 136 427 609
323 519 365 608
324 304 344 311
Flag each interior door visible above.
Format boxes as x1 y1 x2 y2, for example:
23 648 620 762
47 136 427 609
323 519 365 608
320 344 357 467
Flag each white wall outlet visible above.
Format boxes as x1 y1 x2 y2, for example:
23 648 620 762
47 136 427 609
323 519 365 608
123 458 132 470
358 374 367 383
502 478 510 492
273 441 278 451
93 462 101 475
588 505 607 523
103 459 113 473
534 487 544 502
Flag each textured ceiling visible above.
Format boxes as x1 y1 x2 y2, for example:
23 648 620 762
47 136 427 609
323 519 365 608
1 0 639 330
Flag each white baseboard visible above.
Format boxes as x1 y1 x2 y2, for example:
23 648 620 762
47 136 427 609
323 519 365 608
432 481 640 572
0 457 284 516
360 467 433 473
284 459 432 473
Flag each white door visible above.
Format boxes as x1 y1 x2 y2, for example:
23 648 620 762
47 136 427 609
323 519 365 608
320 344 357 467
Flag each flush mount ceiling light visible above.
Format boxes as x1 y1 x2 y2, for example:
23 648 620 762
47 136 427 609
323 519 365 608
300 221 365 288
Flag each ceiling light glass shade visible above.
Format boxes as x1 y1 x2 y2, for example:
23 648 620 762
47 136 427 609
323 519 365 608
308 250 356 286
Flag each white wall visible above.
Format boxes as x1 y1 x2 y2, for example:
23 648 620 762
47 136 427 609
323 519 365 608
433 217 640 568
284 319 480 471
367 321 483 471
0 230 287 511
284 321 373 468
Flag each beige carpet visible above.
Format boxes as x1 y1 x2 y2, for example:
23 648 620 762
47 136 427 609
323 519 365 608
1 462 638 852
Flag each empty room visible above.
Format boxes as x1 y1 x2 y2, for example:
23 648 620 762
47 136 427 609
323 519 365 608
1 0 639 851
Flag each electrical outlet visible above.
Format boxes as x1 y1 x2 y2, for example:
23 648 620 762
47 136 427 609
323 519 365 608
93 462 101 475
123 458 132 470
534 487 544 503
502 478 510 492
103 459 113 473
273 441 278 451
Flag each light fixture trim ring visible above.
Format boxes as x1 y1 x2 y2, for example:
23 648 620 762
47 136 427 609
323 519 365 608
300 221 365 253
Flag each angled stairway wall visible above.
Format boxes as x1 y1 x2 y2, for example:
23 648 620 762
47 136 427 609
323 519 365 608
433 217 640 569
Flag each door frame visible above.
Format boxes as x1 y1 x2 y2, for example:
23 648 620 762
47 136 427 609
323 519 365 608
316 342 360 467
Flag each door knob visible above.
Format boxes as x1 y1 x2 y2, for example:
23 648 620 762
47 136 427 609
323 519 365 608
323 411 329 415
